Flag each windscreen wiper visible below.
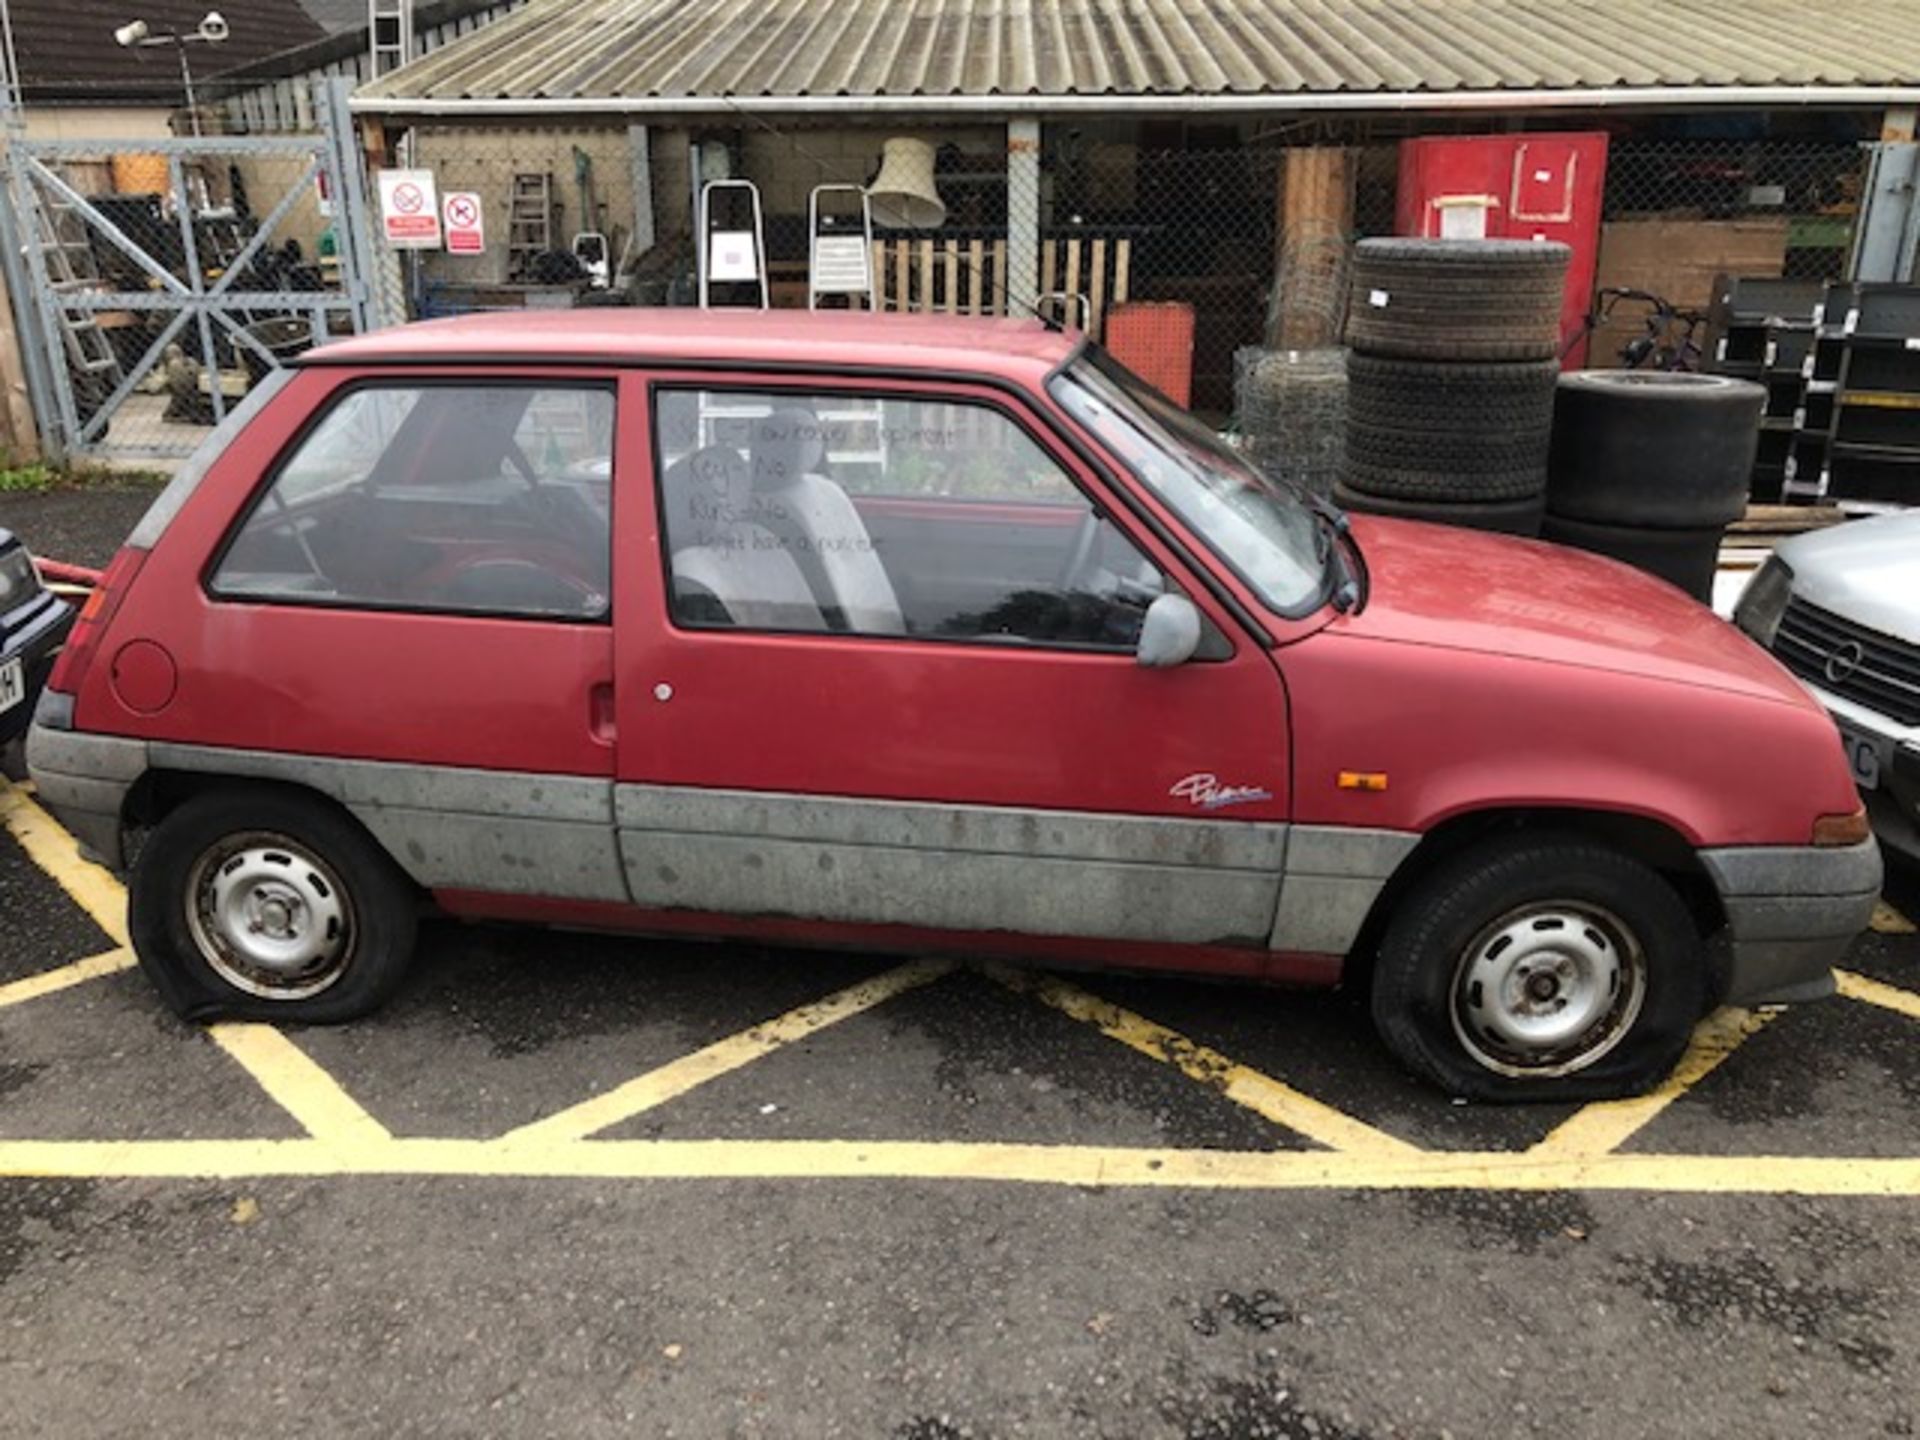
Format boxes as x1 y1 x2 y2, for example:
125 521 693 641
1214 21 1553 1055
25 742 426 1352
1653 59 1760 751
1307 497 1365 614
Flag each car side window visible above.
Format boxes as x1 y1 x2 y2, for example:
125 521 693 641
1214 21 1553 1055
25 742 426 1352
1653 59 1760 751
212 382 614 620
654 387 1164 648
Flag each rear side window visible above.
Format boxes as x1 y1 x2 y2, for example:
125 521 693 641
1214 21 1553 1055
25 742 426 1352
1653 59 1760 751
211 382 614 620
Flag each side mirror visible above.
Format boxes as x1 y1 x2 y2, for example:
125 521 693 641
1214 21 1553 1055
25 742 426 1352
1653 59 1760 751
1136 593 1202 669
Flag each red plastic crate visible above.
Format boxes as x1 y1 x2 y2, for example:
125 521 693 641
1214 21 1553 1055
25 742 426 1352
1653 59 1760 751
1104 302 1195 408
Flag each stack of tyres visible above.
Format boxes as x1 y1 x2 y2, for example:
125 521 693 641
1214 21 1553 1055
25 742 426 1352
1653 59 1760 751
1544 373 1767 603
1337 239 1571 537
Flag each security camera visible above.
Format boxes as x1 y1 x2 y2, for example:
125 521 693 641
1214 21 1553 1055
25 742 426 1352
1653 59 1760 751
113 18 150 45
197 10 228 41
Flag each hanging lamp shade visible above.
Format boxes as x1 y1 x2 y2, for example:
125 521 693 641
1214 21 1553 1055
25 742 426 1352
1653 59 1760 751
868 137 946 230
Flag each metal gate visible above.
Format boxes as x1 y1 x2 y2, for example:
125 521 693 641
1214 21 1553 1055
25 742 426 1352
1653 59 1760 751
0 79 384 461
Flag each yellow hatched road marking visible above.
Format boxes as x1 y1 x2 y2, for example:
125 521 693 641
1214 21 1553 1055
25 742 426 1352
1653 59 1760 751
1872 901 1917 935
987 965 1421 1157
208 1023 393 1145
1528 1007 1777 1159
1836 969 1920 1022
3 1137 1920 1195
498 959 955 1145
0 785 128 946
0 947 138 1011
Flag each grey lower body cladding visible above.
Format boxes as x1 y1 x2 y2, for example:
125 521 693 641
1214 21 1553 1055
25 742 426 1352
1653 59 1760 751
27 730 1430 959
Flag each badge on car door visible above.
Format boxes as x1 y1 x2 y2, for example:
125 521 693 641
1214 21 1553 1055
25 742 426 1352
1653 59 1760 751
1169 773 1274 810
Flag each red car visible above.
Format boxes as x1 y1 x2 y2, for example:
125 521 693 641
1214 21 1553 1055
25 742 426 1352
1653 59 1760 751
26 311 1880 1101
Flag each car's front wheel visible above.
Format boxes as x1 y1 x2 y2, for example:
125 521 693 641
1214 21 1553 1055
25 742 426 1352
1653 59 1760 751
1371 833 1706 1101
129 789 417 1022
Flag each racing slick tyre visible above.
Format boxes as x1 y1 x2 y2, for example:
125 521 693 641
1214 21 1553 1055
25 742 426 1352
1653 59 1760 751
1333 481 1545 537
1546 371 1766 528
1346 239 1571 362
1371 833 1707 1102
129 787 418 1023
1539 512 1722 603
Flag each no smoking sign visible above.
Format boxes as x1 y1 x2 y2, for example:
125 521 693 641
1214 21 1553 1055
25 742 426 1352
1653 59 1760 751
377 168 441 249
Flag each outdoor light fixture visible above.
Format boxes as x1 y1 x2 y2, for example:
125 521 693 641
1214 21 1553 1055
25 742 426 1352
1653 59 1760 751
113 12 229 136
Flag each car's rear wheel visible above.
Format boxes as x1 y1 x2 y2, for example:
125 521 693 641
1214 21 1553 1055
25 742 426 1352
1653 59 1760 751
1371 833 1706 1101
129 789 417 1022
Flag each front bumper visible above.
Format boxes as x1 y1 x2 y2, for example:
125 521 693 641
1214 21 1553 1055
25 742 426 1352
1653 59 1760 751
1700 839 1883 1006
1 593 73 743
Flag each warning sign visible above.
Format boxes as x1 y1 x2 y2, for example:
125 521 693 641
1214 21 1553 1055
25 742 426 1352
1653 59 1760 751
377 168 441 249
443 191 484 255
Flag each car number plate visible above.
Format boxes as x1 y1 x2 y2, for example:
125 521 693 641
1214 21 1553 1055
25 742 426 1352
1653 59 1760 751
1837 722 1886 790
0 656 22 715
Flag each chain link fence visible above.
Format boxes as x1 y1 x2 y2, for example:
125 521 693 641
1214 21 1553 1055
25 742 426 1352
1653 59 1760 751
0 76 377 461
10 88 1872 465
370 118 1866 388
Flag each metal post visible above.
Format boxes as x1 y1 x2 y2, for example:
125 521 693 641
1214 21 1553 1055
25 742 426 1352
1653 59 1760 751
0 147 63 459
323 77 383 331
9 157 79 457
1850 142 1920 284
1006 118 1041 315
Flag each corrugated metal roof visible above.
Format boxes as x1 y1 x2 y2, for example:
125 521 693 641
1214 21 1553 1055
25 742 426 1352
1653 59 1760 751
354 0 1920 111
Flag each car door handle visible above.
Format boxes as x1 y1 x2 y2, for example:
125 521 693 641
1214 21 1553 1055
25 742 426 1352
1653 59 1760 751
588 681 616 746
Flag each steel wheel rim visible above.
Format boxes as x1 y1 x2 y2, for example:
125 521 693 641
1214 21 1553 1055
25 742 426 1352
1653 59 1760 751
184 830 355 1001
1448 900 1647 1079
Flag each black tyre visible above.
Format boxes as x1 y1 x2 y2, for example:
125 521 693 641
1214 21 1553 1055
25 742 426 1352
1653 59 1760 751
129 788 418 1023
1347 354 1560 435
1334 482 1544 536
1371 833 1707 1102
1344 429 1551 496
1539 512 1722 603
1546 371 1766 528
1347 239 1570 361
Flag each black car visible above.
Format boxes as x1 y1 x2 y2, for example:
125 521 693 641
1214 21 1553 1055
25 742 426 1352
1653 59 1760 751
0 528 75 755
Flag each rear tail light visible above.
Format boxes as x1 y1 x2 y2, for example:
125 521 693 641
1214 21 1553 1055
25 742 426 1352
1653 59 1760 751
1812 807 1871 847
45 545 147 696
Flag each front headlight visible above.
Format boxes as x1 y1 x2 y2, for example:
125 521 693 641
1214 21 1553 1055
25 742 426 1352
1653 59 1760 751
1733 556 1794 648
0 546 39 610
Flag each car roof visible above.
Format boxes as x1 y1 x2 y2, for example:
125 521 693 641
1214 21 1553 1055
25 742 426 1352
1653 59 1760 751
302 309 1081 379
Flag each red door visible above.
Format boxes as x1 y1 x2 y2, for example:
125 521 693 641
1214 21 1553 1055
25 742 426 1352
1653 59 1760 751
1397 133 1609 366
607 370 1292 969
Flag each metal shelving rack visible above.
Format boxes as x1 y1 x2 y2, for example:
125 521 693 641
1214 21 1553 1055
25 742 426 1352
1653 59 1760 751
1709 278 1825 504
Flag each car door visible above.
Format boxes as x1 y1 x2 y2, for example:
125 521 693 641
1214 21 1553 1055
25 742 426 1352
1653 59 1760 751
609 369 1292 970
140 366 626 903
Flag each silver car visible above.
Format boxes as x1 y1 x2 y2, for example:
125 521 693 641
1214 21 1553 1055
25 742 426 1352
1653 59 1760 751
1735 511 1920 861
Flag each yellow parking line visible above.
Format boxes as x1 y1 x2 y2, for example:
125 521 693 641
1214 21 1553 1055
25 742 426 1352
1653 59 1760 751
498 959 956 1146
3 1136 1920 1194
987 965 1421 1157
0 947 138 1011
1836 969 1920 1022
0 784 128 945
1527 1006 1777 1159
1872 901 1917 935
208 1023 393 1146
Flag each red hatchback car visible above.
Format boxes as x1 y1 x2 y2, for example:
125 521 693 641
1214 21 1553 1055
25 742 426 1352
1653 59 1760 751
28 311 1880 1100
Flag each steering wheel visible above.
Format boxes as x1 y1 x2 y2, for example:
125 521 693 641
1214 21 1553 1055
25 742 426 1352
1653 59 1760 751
1058 509 1104 591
